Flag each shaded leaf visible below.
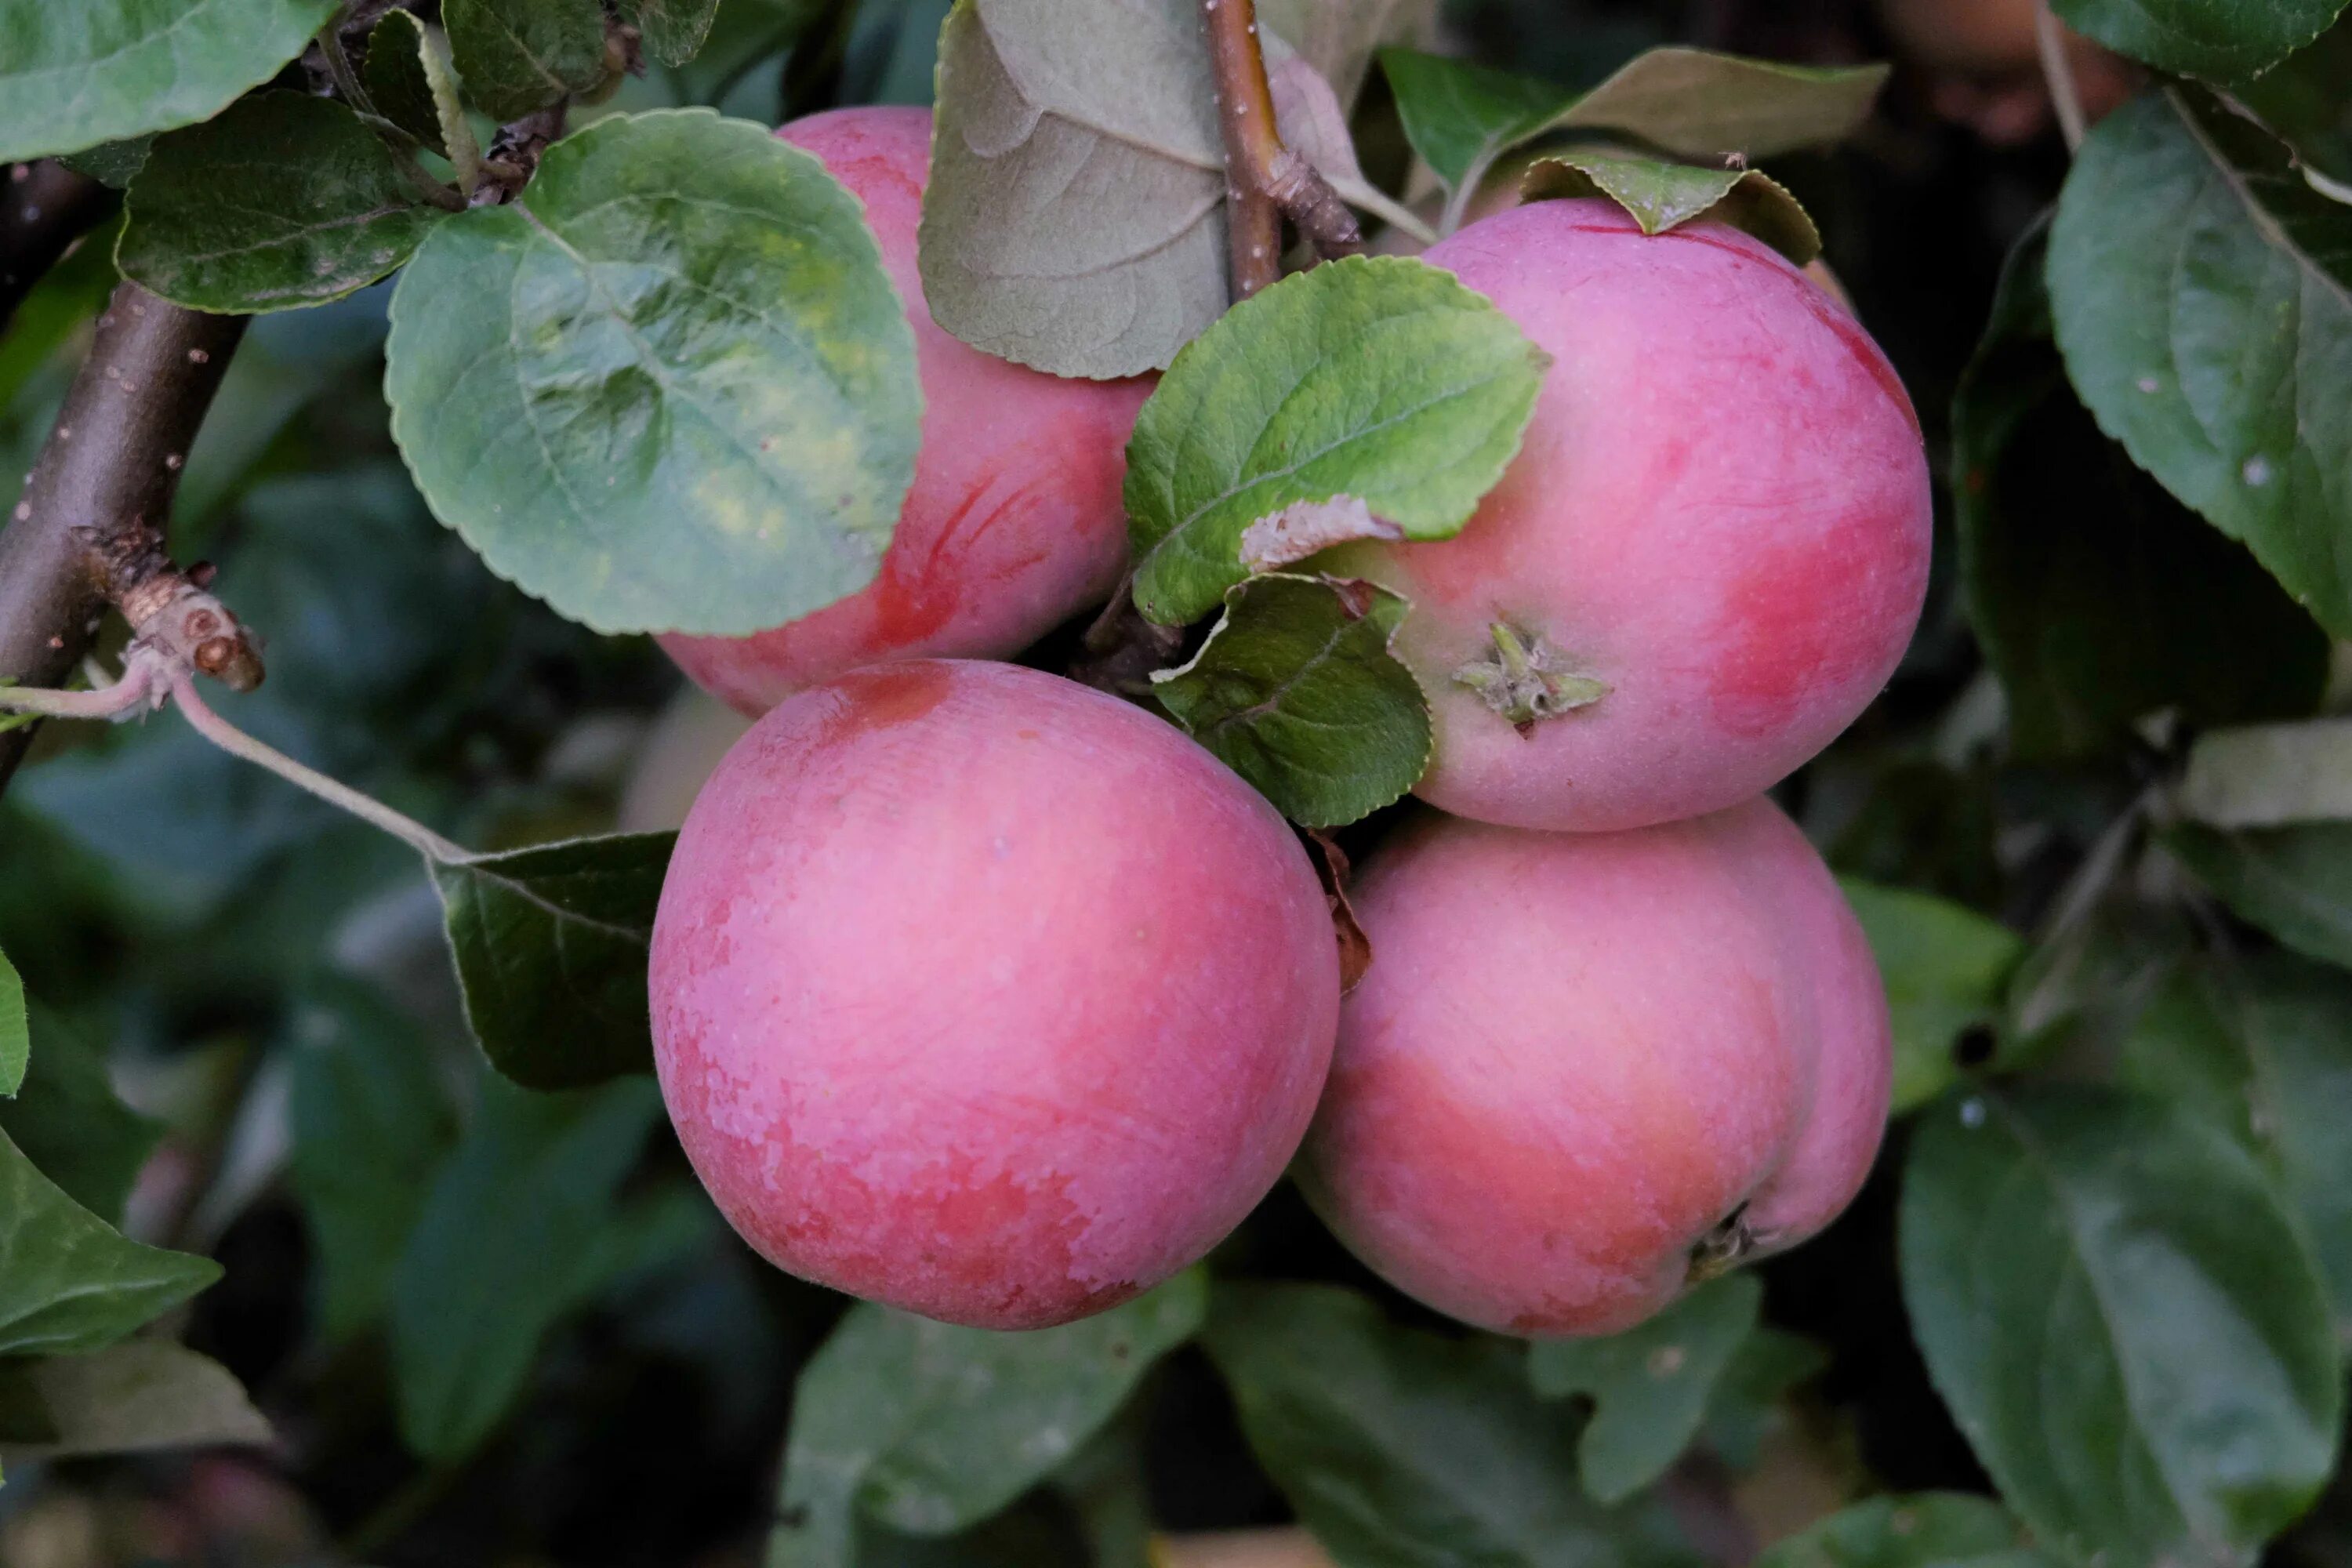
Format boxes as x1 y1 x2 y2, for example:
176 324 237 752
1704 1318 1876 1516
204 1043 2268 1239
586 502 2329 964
2167 822 2352 971
365 9 452 159
1840 880 2025 1115
0 1341 270 1463
285 978 460 1342
1203 1282 1695 1568
1380 47 1577 195
2180 720 2352 829
1258 0 1438 105
1521 149 1820 263
2121 953 2352 1345
1958 213 2329 757
0 945 23 1098
0 1004 162 1225
119 93 445 314
1556 47 1889 159
390 1075 662 1462
434 832 672 1091
1900 1085 2341 1568
1152 575 1431 829
621 0 726 67
1700 1327 1830 1470
1383 45 1886 216
770 1275 1206 1568
58 136 152 189
1127 254 1544 626
1755 1494 2056 1568
2227 13 2352 194
1527 1273 1762 1504
919 0 1229 378
2048 88 2352 639
0 0 338 163
0 1126 220 1359
386 109 920 636
2050 0 2346 80
444 0 612 121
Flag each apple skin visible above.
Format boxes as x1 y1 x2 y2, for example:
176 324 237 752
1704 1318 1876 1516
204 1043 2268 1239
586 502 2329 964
1296 797 1892 1338
659 108 1151 716
648 660 1341 1329
1334 198 1931 833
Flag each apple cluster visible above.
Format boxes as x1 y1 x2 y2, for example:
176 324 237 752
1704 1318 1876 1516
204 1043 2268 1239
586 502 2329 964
647 107 1933 1334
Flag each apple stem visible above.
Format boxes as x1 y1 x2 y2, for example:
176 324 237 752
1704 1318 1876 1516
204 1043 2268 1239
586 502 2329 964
166 666 472 866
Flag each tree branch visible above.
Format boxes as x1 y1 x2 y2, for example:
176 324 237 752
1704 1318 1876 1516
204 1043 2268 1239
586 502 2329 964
1 162 114 333
0 283 253 792
1200 0 1360 299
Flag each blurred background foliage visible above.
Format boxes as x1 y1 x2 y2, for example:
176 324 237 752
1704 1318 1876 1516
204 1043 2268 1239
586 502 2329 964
2 0 2338 1564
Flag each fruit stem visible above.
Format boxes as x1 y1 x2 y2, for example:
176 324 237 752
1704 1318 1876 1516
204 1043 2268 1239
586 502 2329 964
167 667 470 866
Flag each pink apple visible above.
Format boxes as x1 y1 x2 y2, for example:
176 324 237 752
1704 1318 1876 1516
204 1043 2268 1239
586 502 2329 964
650 660 1341 1328
1338 198 1931 833
1298 797 1892 1336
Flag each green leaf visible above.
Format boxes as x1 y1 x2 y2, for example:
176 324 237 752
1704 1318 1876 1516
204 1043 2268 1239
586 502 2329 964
1152 575 1431 828
1958 213 2329 758
0 0 339 163
0 1341 270 1463
58 136 152 189
1700 1327 1829 1469
621 0 726 67
1899 1086 2342 1568
1526 1273 1762 1505
1381 45 1887 212
919 0 1229 379
1557 47 1889 159
1203 1282 1695 1568
285 978 460 1343
1839 880 2025 1115
389 1074 662 1463
386 108 920 636
1127 254 1545 626
434 831 671 1090
2166 822 2352 971
1379 48 1577 194
0 1005 163 1225
365 9 452 159
2049 0 2346 79
2227 13 2352 194
1520 149 1820 264
2122 954 2352 1346
2180 720 2352 829
2048 88 2352 640
0 1126 220 1359
118 93 445 314
443 0 612 120
0 946 24 1098
769 1274 1207 1568
1755 1494 2056 1568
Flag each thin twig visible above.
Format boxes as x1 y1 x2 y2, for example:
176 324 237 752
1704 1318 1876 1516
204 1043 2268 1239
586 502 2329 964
2035 1 2088 153
1 161 114 332
1200 0 1361 297
0 282 249 794
1203 0 1287 296
0 652 167 721
167 670 469 864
